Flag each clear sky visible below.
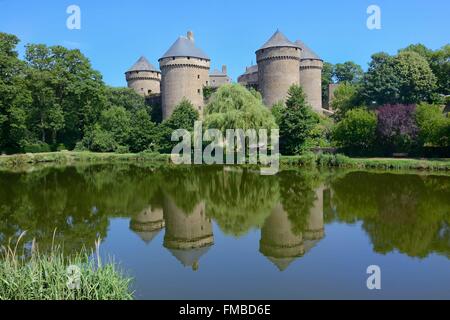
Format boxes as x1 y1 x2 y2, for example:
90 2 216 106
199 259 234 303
1 0 449 86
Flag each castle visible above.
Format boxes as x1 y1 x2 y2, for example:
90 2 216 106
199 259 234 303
125 30 327 120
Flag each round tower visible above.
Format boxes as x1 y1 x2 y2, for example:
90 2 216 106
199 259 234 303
125 56 161 97
256 30 301 108
159 31 210 120
295 40 324 114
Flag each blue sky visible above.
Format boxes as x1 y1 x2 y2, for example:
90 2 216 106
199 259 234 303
1 0 449 86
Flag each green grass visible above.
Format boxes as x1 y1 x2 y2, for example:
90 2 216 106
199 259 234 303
0 150 170 170
1 151 449 172
280 153 450 171
0 235 133 300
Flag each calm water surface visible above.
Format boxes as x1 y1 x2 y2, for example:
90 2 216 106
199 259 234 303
0 164 449 299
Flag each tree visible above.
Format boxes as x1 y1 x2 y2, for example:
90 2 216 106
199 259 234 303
400 43 450 96
334 61 364 84
376 104 419 153
0 33 32 152
278 85 319 155
98 106 131 146
415 103 450 147
395 51 437 104
203 84 276 133
156 99 199 153
128 109 158 152
361 52 401 105
361 51 437 106
333 108 377 152
321 62 334 105
330 83 363 120
25 44 106 149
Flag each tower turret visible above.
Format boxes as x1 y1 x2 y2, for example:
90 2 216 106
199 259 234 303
295 40 324 114
159 31 211 120
256 30 301 107
125 56 161 97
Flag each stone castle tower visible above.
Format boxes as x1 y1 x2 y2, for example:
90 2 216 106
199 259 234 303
159 31 211 120
256 30 301 108
296 40 324 114
239 30 327 114
125 56 161 97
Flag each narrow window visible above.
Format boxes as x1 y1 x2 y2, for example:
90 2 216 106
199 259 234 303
198 89 201 94
197 75 200 79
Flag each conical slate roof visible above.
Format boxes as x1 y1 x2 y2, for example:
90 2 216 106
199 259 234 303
295 40 322 60
127 56 159 72
258 30 299 51
160 36 210 60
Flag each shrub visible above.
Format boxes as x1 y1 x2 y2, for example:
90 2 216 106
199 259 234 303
115 145 130 154
23 142 51 153
415 103 450 147
333 108 377 153
376 104 419 153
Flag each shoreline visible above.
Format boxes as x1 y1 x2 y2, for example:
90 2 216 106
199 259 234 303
1 151 450 173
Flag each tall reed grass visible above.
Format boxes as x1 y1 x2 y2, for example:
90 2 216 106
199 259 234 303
0 233 133 300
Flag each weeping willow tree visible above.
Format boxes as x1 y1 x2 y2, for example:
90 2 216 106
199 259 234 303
203 84 277 133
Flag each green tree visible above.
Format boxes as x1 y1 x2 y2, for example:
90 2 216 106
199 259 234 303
321 62 334 105
330 83 363 120
333 108 377 153
0 33 32 152
278 85 319 155
361 52 401 105
128 109 158 152
395 51 437 104
98 106 131 146
204 84 276 133
361 51 437 105
400 43 450 96
25 44 106 149
334 61 364 84
415 103 450 147
156 99 199 153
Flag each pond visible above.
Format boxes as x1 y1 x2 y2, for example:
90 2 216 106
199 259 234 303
0 164 449 299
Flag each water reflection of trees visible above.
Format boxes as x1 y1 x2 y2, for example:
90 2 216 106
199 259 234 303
329 172 450 258
1 164 447 261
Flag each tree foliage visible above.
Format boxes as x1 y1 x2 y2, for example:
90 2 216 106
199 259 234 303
333 108 377 152
204 84 276 133
278 85 320 155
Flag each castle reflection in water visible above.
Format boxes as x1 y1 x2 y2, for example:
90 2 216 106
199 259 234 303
129 184 331 272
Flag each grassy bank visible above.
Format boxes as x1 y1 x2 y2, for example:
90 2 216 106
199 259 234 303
280 153 450 171
0 238 133 300
1 151 450 172
0 151 170 169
